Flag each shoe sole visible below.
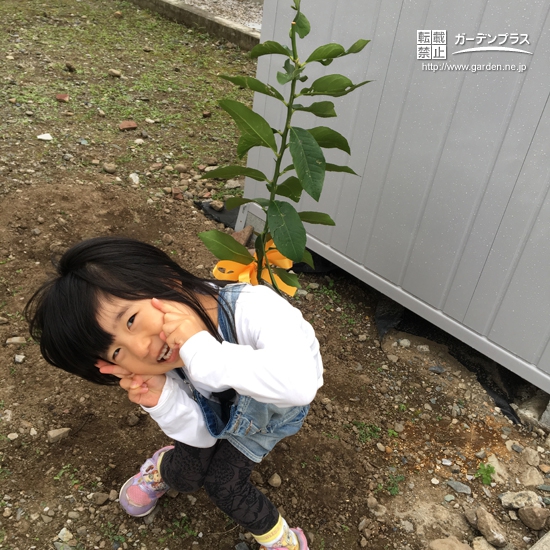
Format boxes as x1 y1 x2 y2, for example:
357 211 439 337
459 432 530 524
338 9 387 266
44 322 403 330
119 475 158 518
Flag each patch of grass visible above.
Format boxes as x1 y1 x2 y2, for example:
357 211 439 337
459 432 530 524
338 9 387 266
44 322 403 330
158 516 197 543
53 464 80 486
352 421 380 444
475 462 495 485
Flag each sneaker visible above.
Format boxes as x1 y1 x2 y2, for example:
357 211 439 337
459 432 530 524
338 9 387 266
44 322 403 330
119 445 174 517
260 528 309 550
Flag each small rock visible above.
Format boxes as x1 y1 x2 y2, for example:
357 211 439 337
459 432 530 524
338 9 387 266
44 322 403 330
268 473 281 488
47 427 71 443
232 225 254 247
56 94 70 103
398 339 410 348
447 480 471 494
65 62 76 72
7 433 18 441
108 69 121 77
175 163 189 173
37 133 53 141
90 493 109 506
128 173 140 185
387 354 399 363
162 234 174 246
145 118 156 124
134 138 144 145
202 111 212 118
0 317 8 325
14 354 25 364
429 365 446 374
224 178 242 190
210 200 224 212
6 337 26 344
119 120 137 131
428 537 472 550
103 163 116 174
57 527 73 542
97 109 106 117
126 413 139 426
114 11 123 18
417 345 430 353
42 514 53 524
3 508 12 517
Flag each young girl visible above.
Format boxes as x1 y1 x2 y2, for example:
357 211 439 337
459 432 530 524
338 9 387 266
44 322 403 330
25 236 323 550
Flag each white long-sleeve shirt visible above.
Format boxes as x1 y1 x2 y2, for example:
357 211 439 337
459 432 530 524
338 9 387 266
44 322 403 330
143 284 324 448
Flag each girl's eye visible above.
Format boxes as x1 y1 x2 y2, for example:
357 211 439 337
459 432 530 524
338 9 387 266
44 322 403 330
112 348 120 361
127 314 136 329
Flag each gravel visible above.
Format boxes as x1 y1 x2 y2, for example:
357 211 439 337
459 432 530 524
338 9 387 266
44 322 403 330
175 0 263 31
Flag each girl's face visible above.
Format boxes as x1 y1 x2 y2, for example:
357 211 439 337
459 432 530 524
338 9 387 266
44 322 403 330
97 296 185 375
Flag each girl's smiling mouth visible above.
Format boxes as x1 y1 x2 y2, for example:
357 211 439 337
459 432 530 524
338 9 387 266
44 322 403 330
157 343 174 362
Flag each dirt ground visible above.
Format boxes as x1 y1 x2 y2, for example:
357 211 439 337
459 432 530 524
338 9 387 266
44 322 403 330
1 1 549 549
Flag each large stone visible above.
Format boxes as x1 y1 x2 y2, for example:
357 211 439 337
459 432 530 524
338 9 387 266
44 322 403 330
472 538 496 550
519 466 544 487
486 454 509 484
499 490 541 509
525 447 541 467
518 506 550 530
475 507 507 547
428 536 471 550
530 531 550 549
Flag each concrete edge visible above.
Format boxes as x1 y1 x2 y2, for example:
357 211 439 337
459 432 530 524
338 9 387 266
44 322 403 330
127 0 261 50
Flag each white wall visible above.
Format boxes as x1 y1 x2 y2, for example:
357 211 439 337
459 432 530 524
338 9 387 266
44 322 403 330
242 0 550 391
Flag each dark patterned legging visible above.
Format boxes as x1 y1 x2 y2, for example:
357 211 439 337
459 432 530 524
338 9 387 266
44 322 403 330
160 439 279 535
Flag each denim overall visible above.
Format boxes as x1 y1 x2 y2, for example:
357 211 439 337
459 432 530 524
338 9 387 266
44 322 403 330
180 283 309 463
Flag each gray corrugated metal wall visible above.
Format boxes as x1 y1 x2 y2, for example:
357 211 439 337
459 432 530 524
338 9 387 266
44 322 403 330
239 0 550 391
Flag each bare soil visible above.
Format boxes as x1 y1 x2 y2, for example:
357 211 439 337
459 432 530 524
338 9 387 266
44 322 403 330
1 1 548 549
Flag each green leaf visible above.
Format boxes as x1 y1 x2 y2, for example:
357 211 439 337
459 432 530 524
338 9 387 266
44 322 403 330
294 12 311 39
250 41 292 59
294 101 337 118
301 74 371 97
273 267 301 290
203 165 268 182
281 164 295 174
220 75 284 101
219 99 277 157
276 177 303 202
346 39 370 54
326 163 358 175
299 211 336 225
277 58 295 86
301 249 315 269
289 127 325 201
267 201 307 262
306 43 345 64
198 230 254 265
306 127 350 154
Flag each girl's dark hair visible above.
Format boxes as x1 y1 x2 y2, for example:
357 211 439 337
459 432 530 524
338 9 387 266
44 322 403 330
25 236 233 385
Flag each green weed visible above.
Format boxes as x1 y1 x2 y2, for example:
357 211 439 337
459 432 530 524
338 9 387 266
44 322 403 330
475 462 495 485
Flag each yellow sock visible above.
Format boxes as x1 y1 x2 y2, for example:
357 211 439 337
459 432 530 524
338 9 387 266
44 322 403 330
254 515 299 549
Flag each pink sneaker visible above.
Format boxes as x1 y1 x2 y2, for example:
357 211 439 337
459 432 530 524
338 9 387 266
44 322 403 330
119 445 174 517
260 528 309 550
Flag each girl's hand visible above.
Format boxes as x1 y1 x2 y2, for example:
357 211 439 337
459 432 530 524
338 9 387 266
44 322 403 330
96 359 166 408
152 298 207 349
119 373 166 408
